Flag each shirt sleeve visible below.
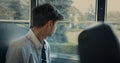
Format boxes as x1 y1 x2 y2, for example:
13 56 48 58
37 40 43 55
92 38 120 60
5 43 24 63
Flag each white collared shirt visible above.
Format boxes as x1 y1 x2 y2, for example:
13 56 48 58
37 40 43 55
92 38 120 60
5 29 51 63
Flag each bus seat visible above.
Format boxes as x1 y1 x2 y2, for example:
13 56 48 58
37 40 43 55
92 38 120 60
0 23 28 63
78 23 120 63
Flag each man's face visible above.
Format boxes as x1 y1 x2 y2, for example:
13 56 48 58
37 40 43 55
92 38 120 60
46 20 57 36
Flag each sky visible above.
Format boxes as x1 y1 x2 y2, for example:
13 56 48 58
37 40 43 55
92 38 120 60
72 0 120 13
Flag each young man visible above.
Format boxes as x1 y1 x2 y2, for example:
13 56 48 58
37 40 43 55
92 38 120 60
5 3 63 63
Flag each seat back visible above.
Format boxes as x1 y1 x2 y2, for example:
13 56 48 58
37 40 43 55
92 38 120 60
78 23 120 63
0 22 28 63
0 23 8 63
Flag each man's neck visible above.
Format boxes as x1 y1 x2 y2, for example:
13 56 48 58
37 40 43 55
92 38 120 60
32 27 46 43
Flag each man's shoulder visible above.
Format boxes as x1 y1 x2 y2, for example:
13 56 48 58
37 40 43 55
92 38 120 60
9 35 31 49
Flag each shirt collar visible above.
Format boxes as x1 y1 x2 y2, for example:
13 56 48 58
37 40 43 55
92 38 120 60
26 29 42 49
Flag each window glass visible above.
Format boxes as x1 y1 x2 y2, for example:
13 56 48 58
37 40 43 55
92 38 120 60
39 0 96 21
47 21 96 62
0 0 96 63
0 0 30 20
107 0 120 21
39 0 96 62
106 0 120 41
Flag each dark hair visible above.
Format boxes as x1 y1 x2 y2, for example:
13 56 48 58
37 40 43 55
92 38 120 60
32 3 63 27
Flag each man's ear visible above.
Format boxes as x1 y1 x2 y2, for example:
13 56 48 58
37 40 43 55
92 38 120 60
47 20 53 26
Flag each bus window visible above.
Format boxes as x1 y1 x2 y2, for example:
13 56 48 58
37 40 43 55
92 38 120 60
38 0 96 63
0 0 30 63
106 0 120 41
0 0 30 40
0 0 97 63
0 0 30 20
